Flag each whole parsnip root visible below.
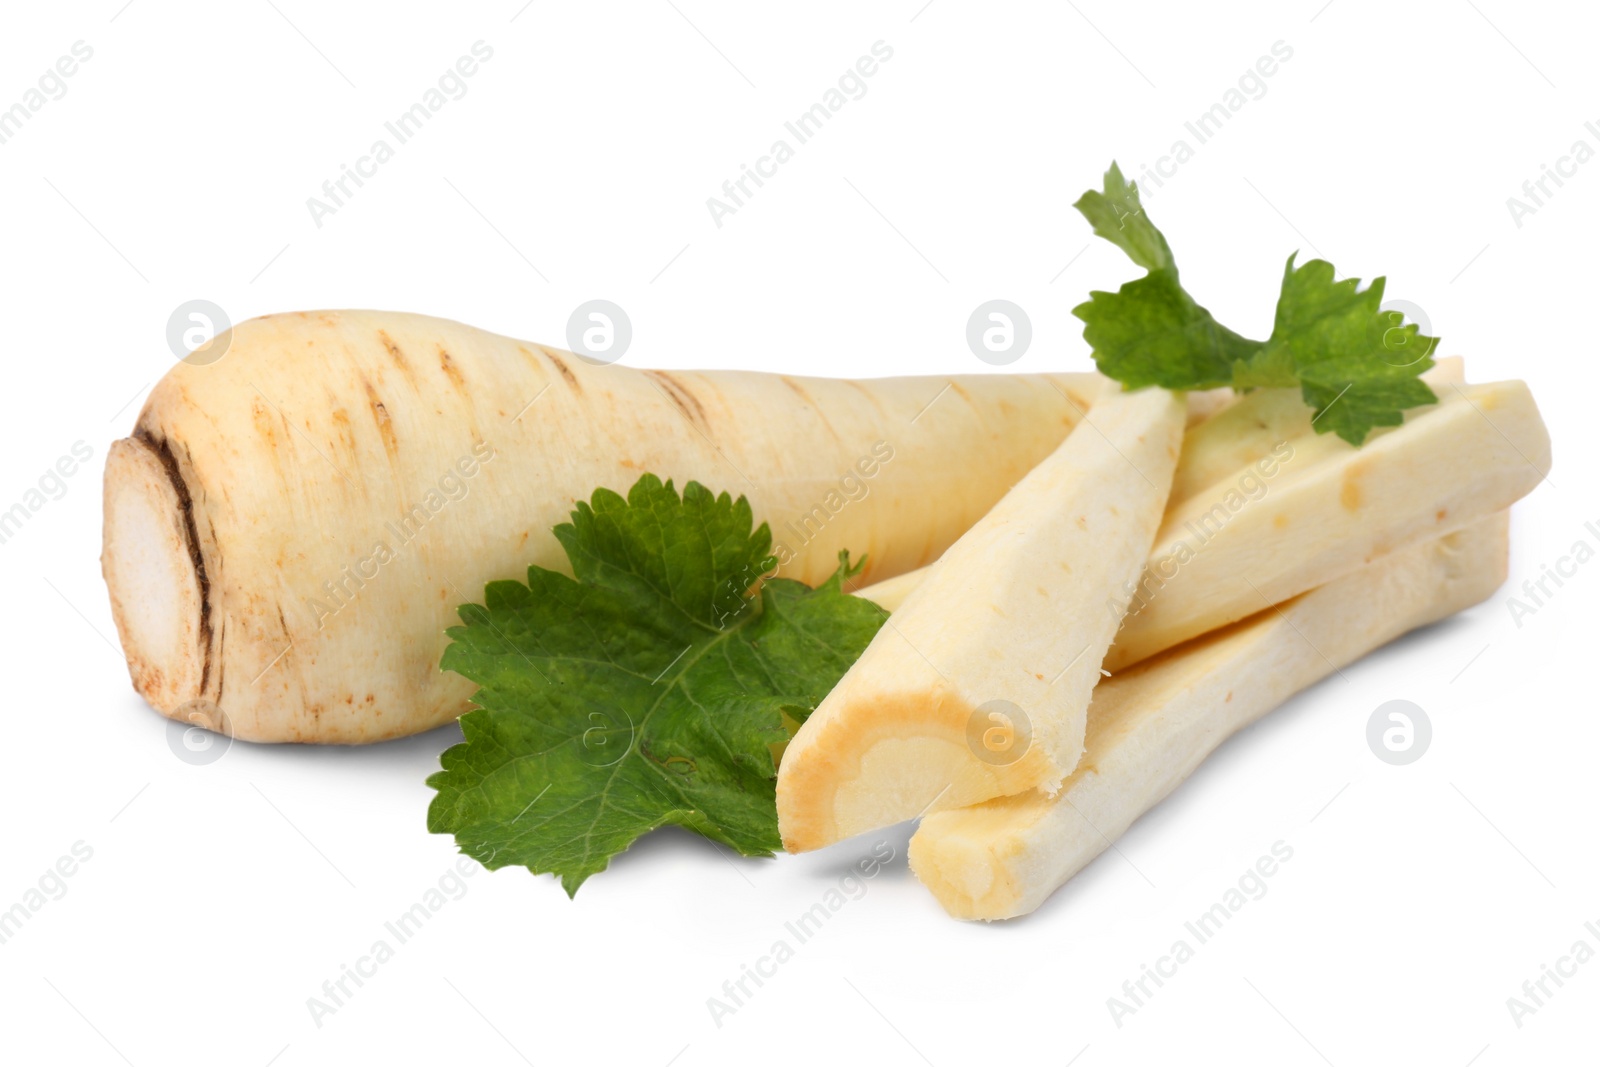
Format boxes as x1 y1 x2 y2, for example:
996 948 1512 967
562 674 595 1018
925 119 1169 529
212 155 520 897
102 310 1105 744
858 358 1467 614
908 513 1510 921
777 386 1185 852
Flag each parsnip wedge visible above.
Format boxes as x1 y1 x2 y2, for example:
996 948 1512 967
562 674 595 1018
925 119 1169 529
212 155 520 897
909 513 1509 921
1105 378 1546 670
1170 356 1464 503
777 386 1185 852
857 358 1467 613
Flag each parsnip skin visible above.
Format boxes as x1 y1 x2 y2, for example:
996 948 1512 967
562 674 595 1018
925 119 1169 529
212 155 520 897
909 514 1510 921
777 387 1185 852
103 310 1102 744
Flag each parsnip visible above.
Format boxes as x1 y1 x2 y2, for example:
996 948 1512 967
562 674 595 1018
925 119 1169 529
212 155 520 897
1171 356 1464 503
858 378 1546 671
857 358 1467 613
909 513 1509 920
1106 378 1546 670
1182 386 1236 427
849 565 925 613
102 310 1104 744
776 387 1185 852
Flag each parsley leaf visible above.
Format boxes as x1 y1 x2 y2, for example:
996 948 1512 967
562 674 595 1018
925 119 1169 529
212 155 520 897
1239 255 1439 444
1072 163 1257 391
1074 273 1260 391
426 474 886 896
1072 161 1175 273
1071 162 1440 445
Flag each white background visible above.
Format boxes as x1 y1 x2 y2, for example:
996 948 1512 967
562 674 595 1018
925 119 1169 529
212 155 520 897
2 1 1596 1064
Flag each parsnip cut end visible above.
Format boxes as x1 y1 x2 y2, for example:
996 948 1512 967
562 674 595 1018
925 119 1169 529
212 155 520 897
102 436 207 717
911 514 1511 920
778 387 1184 852
777 681 1064 852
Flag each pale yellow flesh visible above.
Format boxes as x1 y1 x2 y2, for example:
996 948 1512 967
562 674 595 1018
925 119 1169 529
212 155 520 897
1181 386 1236 427
859 378 1547 673
1110 379 1546 670
1171 356 1463 504
857 358 1467 613
102 310 1105 743
777 387 1186 852
909 514 1509 921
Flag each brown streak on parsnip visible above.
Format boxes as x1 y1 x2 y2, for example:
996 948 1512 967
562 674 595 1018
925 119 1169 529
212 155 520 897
438 347 466 390
361 376 400 462
377 331 416 383
538 346 582 394
645 370 710 433
781 376 843 446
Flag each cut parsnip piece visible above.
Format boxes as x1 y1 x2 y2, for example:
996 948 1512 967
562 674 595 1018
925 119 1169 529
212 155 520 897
777 387 1185 852
851 566 925 613
853 358 1467 612
1171 356 1464 504
909 513 1509 920
1183 386 1236 427
1105 378 1547 670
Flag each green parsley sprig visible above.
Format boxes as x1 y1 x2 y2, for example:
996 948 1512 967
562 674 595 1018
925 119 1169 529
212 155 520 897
1072 163 1440 445
427 475 886 895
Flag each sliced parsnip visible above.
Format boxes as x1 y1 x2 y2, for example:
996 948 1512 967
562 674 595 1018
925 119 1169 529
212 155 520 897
1183 386 1236 427
777 386 1185 852
855 358 1467 614
851 566 926 613
1170 356 1464 504
909 513 1509 921
1105 379 1547 670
